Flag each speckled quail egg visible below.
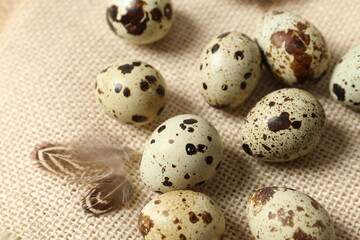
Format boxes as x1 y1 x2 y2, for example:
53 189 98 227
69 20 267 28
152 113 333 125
106 0 174 45
329 45 360 110
95 60 167 125
140 114 223 193
241 88 326 162
198 32 262 109
138 190 226 240
246 187 336 240
255 10 330 86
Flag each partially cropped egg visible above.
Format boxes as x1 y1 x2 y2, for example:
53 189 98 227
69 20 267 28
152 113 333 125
106 0 174 44
241 88 326 162
246 187 336 240
95 60 167 125
198 32 262 109
255 11 330 86
329 45 360 110
138 190 226 240
140 114 223 193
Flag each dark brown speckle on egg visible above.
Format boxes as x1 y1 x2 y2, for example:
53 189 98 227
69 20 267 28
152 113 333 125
162 177 173 187
150 8 162 22
240 82 247 90
205 156 213 165
118 64 134 74
333 83 346 101
197 144 206 153
180 123 186 130
235 51 244 60
164 3 172 20
140 80 150 91
179 234 187 240
185 144 197 155
123 87 131 97
156 85 165 96
267 112 291 132
242 144 253 156
201 212 213 225
203 83 208 90
158 125 166 133
138 213 154 236
145 75 157 84
251 187 277 206
183 119 198 124
132 115 148 123
189 212 199 223
244 72 252 79
270 26 313 84
119 0 149 35
211 44 220 54
292 228 315 240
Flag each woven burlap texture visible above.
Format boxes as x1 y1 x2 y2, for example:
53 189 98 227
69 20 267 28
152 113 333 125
0 0 359 239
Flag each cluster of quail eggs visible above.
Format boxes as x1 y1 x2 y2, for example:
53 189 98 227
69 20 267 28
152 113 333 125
92 1 358 238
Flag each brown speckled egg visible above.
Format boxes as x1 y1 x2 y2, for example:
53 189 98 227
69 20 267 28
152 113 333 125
138 190 226 240
329 45 360 110
140 114 223 193
198 32 262 110
255 11 330 86
241 88 326 162
106 0 174 45
95 60 167 125
246 187 336 240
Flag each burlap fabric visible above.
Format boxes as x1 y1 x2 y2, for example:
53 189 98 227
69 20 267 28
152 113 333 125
0 0 359 239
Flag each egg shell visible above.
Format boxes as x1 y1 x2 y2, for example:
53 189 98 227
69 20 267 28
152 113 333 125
241 88 326 162
246 187 336 240
198 32 262 109
95 60 167 125
106 0 174 45
140 114 223 193
329 45 360 110
255 10 330 86
138 190 226 240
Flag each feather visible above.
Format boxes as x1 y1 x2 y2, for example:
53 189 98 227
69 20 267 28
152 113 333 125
82 175 133 216
31 142 85 176
31 139 134 216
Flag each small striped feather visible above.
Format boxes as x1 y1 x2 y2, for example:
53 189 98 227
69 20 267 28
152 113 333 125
33 143 86 176
82 175 133 216
31 141 134 216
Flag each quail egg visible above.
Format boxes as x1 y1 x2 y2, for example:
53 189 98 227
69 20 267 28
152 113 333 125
329 45 360 110
140 114 223 193
255 11 330 86
246 187 336 240
241 88 326 162
106 0 174 44
95 60 167 125
138 190 226 240
198 32 262 109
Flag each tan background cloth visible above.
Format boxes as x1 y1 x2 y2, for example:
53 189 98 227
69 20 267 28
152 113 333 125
0 0 359 239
